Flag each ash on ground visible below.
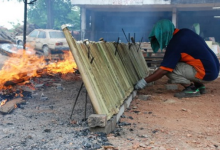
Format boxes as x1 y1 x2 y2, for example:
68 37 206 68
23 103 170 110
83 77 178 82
0 75 113 150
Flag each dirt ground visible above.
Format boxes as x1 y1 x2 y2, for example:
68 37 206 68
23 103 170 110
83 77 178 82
0 52 220 149
108 76 220 150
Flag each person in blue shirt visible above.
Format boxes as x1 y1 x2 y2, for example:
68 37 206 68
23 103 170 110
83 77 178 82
135 19 219 98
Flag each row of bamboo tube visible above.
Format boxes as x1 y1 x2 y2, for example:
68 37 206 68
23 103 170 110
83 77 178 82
62 25 149 120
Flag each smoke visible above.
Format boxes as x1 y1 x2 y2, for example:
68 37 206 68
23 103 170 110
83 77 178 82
84 7 220 43
178 11 220 42
88 11 171 42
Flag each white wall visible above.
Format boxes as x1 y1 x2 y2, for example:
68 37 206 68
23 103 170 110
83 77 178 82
71 0 171 5
143 0 171 4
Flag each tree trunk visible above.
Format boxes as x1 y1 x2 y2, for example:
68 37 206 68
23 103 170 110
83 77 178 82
46 0 54 29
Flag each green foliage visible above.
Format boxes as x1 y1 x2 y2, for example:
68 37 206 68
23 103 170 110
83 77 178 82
27 0 80 30
67 6 80 31
28 0 47 28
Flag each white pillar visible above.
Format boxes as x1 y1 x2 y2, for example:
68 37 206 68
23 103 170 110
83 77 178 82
172 8 177 28
81 7 86 40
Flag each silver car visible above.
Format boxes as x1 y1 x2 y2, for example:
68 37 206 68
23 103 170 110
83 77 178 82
15 29 69 57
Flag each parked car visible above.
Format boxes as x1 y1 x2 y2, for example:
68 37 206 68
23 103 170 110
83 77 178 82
15 29 69 57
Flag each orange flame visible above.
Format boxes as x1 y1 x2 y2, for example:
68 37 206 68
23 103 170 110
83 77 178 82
46 51 77 75
0 48 77 90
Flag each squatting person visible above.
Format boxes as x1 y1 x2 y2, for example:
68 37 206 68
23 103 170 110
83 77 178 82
135 19 219 98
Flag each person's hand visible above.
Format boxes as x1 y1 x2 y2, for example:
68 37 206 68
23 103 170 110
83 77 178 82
134 78 147 90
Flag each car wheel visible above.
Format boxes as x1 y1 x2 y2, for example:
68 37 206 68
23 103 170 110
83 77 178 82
42 45 51 59
18 40 23 46
42 45 50 55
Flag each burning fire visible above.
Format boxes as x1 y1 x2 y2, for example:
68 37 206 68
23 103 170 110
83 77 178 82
46 51 77 75
0 48 77 90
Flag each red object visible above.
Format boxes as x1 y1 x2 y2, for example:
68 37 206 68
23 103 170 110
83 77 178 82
55 42 63 46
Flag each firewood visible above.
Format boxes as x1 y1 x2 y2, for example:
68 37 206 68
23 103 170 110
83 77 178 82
0 98 26 114
4 79 25 86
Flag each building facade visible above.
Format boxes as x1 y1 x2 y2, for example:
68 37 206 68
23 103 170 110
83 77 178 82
71 0 220 43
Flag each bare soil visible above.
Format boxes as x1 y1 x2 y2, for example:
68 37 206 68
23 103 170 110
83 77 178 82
0 53 220 149
108 76 220 150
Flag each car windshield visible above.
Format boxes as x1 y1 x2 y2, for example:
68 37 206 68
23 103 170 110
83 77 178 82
49 31 65 38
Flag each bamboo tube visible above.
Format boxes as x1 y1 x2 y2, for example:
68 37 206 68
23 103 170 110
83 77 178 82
136 44 149 77
97 42 124 100
61 25 149 120
126 44 143 80
80 42 114 115
133 46 146 77
119 44 139 84
135 44 149 77
131 45 145 76
107 43 133 88
77 43 110 115
62 25 104 114
105 42 133 97
100 42 128 106
123 43 149 80
90 42 120 114
77 41 121 117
